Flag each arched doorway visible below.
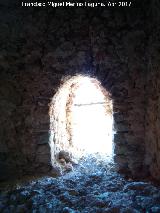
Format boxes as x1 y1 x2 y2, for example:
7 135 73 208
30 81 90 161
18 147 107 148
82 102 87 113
49 75 113 168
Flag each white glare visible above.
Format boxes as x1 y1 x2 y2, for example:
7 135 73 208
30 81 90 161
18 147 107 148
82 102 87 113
71 77 113 158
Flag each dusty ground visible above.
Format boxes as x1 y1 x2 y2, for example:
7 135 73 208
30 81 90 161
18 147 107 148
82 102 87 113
0 155 160 213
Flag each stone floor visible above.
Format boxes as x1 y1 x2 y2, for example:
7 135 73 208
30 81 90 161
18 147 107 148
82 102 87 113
0 155 160 213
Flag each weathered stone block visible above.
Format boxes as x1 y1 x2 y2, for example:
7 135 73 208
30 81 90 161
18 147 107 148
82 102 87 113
37 132 50 145
113 112 124 122
114 155 129 173
114 144 128 155
36 145 51 164
114 133 126 145
114 122 130 132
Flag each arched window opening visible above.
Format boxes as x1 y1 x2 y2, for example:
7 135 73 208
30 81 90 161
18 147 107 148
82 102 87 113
49 75 114 169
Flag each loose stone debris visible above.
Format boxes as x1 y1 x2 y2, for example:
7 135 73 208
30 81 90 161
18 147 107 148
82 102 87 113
1 155 160 213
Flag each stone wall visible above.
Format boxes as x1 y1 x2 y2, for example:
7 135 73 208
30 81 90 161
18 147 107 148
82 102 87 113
145 1 160 181
0 1 154 180
145 59 160 180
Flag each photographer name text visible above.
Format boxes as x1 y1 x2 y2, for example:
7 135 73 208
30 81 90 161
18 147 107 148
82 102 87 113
21 1 132 8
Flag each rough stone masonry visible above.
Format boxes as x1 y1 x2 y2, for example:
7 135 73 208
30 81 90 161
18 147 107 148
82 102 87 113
0 0 160 182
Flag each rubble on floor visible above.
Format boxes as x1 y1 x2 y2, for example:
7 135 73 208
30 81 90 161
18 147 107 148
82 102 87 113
0 155 160 213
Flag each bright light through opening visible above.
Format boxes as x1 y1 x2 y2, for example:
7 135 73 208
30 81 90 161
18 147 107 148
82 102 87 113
50 75 114 166
70 77 113 158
